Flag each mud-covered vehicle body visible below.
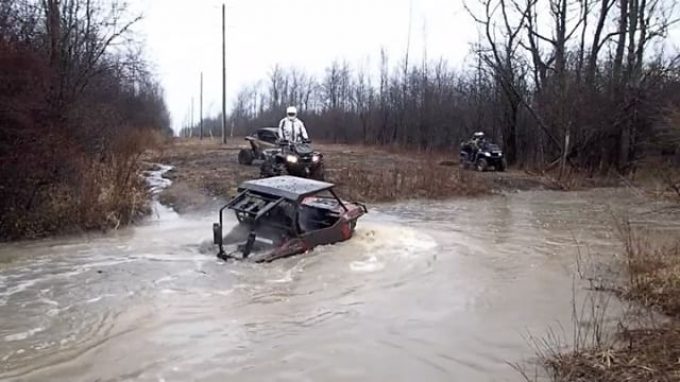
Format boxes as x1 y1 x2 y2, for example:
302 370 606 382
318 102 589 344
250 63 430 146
460 140 507 171
238 127 280 165
259 140 325 180
213 176 367 262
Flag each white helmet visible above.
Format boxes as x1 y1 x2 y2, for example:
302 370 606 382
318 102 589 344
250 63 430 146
286 106 297 120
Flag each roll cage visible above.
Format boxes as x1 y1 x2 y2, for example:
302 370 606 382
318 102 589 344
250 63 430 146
213 176 367 259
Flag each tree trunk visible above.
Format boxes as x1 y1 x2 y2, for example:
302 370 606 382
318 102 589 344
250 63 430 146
505 100 518 164
625 0 639 81
612 0 629 85
577 0 589 83
560 127 571 178
46 0 61 68
587 0 613 84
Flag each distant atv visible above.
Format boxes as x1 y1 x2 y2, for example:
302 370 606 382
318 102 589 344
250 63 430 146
260 140 325 181
460 140 507 172
238 127 280 165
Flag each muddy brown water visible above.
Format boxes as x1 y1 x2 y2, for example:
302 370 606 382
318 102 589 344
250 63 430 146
1 168 679 382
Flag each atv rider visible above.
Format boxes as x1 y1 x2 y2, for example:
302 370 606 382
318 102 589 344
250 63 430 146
278 106 309 144
463 131 486 162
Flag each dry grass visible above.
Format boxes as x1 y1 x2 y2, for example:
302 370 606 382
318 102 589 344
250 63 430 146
528 166 622 191
544 324 680 382
1 129 164 240
527 218 680 382
618 221 680 318
147 138 256 203
651 167 680 201
330 162 489 202
620 156 680 202
151 138 490 211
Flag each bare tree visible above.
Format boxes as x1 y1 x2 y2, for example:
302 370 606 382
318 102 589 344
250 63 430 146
223 0 680 177
1 0 170 240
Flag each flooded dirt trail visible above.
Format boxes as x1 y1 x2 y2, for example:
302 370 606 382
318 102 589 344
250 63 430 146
1 179 679 381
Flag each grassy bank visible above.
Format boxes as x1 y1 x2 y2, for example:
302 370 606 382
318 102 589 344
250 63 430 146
0 1 173 241
330 162 488 202
155 138 653 215
151 138 493 213
537 220 680 381
0 130 167 241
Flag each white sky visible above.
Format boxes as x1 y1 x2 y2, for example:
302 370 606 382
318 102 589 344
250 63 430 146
132 0 478 133
131 0 680 133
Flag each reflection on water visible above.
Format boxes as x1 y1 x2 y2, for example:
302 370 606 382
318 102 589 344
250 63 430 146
0 185 678 381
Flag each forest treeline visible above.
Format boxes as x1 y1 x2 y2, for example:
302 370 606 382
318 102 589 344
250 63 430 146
1 0 171 240
188 0 680 175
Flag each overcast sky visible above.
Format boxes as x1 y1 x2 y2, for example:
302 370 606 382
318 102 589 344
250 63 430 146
132 0 478 133
132 0 679 134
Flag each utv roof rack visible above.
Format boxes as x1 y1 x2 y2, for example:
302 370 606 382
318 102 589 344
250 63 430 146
226 190 284 222
238 175 335 202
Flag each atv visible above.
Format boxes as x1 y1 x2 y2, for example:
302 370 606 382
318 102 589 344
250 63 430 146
237 127 280 165
259 140 325 181
213 175 367 262
460 140 507 172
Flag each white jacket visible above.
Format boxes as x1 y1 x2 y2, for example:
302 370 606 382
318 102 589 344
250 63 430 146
278 117 309 142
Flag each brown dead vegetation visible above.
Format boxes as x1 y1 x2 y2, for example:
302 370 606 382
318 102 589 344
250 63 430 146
533 218 680 382
545 325 680 382
0 1 172 241
151 138 492 212
330 162 488 202
620 222 680 319
1 129 167 240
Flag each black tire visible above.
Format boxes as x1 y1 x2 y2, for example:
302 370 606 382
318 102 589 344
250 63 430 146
476 158 488 172
259 159 276 178
238 149 254 165
310 162 326 181
498 158 507 172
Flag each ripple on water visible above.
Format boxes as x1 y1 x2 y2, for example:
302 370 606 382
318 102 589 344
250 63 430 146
3 327 45 342
0 187 679 381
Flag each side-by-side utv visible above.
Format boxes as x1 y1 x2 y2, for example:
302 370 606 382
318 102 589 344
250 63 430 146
237 127 280 165
212 176 367 262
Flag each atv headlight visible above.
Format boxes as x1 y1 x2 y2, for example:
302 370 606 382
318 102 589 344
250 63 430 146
483 152 491 157
286 155 298 163
312 155 320 163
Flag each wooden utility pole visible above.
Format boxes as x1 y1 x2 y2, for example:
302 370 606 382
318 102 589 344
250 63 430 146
186 105 191 137
200 72 204 140
221 3 227 144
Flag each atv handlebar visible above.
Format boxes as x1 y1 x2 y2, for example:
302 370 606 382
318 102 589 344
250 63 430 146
277 139 312 146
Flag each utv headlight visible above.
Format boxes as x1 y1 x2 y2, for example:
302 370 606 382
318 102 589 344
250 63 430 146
312 155 320 163
483 152 491 157
286 155 298 163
